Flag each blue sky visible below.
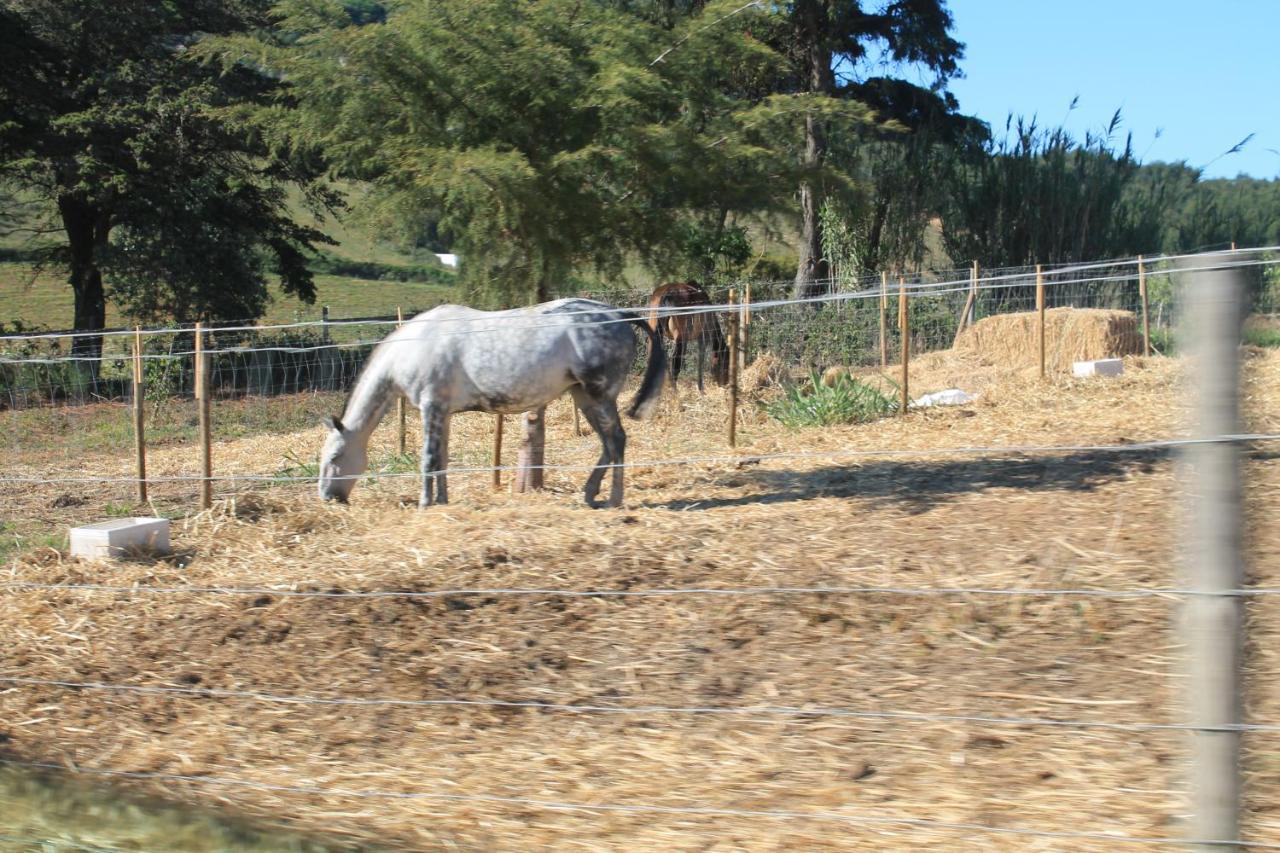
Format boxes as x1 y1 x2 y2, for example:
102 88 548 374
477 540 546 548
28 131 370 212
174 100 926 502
937 1 1280 179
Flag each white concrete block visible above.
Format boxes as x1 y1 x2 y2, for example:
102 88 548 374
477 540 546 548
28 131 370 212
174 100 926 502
70 517 170 559
1072 358 1124 378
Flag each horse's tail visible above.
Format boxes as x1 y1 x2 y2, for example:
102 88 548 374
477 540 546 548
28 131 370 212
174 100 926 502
626 314 666 420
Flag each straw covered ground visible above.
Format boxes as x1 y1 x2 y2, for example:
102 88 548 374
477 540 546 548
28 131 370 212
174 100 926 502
2 348 1280 850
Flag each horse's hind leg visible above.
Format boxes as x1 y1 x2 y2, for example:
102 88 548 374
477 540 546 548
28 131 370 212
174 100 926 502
671 336 685 389
696 334 706 393
570 389 626 508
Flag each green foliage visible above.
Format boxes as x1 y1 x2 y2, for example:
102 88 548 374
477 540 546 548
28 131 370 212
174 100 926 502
101 501 134 518
1124 165 1280 255
818 198 866 285
0 326 108 406
763 369 896 428
305 250 456 286
210 0 893 305
0 0 337 343
276 449 319 483
824 78 985 276
1244 323 1280 349
141 352 184 407
942 111 1144 268
1260 254 1280 313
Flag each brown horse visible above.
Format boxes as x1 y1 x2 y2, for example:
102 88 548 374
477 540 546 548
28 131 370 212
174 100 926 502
646 281 729 391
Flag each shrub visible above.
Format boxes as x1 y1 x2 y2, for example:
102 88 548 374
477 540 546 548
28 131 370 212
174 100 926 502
763 370 896 428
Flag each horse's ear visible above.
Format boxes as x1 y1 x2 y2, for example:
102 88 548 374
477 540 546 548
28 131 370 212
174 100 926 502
323 415 345 433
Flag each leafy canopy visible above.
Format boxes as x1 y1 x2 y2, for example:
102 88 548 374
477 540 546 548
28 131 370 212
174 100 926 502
0 0 336 327
212 0 879 304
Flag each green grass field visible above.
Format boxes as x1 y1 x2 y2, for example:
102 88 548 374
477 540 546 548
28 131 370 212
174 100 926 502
0 263 457 330
0 181 460 332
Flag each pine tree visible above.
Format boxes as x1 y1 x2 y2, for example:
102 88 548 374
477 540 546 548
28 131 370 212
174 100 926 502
212 0 829 306
0 0 334 362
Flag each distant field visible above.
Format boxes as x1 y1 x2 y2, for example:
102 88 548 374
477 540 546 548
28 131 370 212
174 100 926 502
0 263 457 331
0 181 459 333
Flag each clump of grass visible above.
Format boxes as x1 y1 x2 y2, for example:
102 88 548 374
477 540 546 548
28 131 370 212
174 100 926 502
1244 322 1280 349
275 449 318 483
375 451 418 475
763 370 896 428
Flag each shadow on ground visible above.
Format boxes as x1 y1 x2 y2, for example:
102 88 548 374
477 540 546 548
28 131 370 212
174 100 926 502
646 448 1173 514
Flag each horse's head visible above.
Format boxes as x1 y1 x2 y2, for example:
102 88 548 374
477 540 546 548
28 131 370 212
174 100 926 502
318 415 367 504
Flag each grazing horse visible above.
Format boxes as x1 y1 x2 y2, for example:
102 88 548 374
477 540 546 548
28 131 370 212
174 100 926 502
646 281 730 391
318 298 666 509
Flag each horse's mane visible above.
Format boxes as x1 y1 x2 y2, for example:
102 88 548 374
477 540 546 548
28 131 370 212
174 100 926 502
649 280 711 310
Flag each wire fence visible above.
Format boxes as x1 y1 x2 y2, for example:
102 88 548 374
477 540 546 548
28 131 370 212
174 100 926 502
1 249 1278 847
2 247 1276 410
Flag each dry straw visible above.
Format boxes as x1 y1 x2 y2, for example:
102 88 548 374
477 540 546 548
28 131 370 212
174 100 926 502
1 350 1278 850
953 308 1143 374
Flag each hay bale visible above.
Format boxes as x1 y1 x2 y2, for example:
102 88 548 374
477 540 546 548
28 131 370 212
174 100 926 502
739 352 786 392
954 307 1142 373
820 365 851 388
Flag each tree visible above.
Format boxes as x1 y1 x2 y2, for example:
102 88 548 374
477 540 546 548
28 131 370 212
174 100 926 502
940 112 1143 269
822 77 984 276
755 0 962 297
0 0 333 361
212 0 807 307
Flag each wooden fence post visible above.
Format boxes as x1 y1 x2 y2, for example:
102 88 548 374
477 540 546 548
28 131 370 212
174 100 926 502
396 308 407 455
898 277 909 415
492 414 504 491
970 260 979 327
1138 256 1151 356
513 408 545 493
954 261 979 347
728 288 739 448
195 322 212 510
741 282 751 373
879 271 888 369
1036 264 1046 379
132 327 148 504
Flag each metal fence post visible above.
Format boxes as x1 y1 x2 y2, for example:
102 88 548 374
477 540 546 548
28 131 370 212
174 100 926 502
1182 257 1246 849
195 322 213 510
132 327 148 504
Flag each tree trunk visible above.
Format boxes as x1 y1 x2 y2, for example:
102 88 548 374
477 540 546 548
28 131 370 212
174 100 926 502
58 195 110 371
792 0 835 300
866 195 892 274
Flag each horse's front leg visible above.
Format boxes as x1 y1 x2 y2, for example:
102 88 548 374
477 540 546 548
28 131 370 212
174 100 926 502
418 401 448 507
435 410 451 504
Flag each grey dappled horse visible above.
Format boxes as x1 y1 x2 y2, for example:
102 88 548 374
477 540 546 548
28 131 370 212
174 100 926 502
318 298 666 508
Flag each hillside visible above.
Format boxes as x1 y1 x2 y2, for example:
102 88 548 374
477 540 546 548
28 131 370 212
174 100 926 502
0 184 459 331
